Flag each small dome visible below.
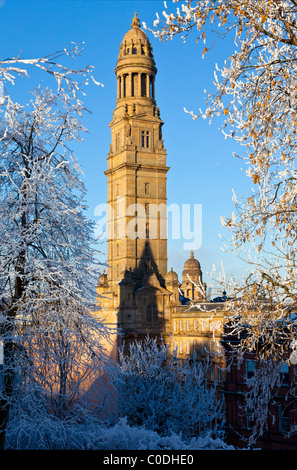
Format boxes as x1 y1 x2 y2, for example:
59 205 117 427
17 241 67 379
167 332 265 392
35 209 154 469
118 13 154 62
182 251 202 281
98 270 108 286
122 13 149 43
165 267 179 284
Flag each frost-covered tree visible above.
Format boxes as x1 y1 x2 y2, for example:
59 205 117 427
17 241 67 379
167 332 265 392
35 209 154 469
0 54 107 449
145 0 297 442
116 336 223 440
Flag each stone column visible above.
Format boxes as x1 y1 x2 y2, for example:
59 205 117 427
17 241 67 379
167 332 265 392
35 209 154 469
127 73 132 98
146 74 150 98
138 73 142 97
117 77 121 100
121 75 124 99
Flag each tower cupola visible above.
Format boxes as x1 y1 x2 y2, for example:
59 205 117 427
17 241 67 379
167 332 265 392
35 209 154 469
115 13 157 103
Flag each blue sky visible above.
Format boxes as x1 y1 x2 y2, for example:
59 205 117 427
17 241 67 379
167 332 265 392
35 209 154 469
0 0 253 295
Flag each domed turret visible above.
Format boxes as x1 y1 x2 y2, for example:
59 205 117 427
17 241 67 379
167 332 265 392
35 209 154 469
181 251 205 302
182 251 202 284
165 267 179 285
119 13 152 53
115 12 157 103
118 13 155 62
98 269 108 287
165 268 180 305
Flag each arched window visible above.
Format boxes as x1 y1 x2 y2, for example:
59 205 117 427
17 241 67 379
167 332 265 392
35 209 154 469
146 302 158 324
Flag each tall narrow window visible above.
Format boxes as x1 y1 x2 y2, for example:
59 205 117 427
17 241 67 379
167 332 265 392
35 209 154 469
146 302 158 324
186 340 190 355
141 130 145 147
179 340 183 355
131 73 137 97
141 73 146 97
202 341 205 355
279 405 290 434
123 74 127 98
279 363 289 385
146 131 149 148
149 76 154 98
246 360 256 379
145 183 149 195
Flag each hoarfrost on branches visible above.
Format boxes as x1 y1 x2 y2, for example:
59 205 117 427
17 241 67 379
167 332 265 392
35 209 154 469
115 336 224 440
147 1 297 318
146 0 297 443
0 46 109 450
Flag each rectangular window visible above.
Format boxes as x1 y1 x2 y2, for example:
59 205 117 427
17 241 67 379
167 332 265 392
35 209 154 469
173 320 176 331
115 133 119 150
123 74 127 97
186 340 190 355
279 405 290 434
131 73 136 97
145 183 149 195
141 131 150 148
141 73 146 97
187 320 190 331
279 363 289 385
246 360 256 379
201 341 205 355
179 320 183 331
179 340 183 354
246 407 256 430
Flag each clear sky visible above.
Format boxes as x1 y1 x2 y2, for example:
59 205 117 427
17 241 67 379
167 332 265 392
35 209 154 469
0 0 253 295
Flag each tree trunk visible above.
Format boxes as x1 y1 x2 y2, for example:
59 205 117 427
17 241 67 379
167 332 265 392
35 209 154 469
0 252 25 449
0 339 16 450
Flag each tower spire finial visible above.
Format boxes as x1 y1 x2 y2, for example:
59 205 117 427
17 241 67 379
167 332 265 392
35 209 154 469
131 12 140 28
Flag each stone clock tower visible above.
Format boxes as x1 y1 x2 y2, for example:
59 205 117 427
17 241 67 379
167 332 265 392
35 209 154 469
97 13 173 345
107 12 169 288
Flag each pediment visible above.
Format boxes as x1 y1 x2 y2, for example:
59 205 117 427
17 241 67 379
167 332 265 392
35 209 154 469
135 283 171 297
110 113 162 128
132 113 162 124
